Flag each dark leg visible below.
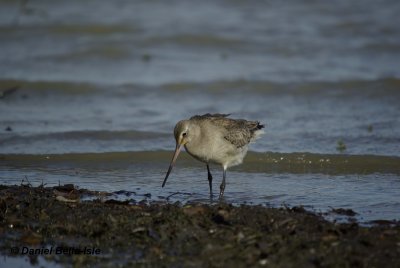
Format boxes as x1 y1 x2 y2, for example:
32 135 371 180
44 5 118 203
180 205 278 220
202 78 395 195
207 164 213 197
219 168 226 199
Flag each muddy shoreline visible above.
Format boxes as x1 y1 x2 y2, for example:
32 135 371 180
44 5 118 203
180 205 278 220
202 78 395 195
1 184 399 267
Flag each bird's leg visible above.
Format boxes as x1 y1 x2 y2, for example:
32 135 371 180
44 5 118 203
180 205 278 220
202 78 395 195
207 164 213 197
219 168 226 199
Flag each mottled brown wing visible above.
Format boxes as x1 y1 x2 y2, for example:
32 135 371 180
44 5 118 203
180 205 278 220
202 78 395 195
221 119 260 148
190 113 230 120
190 114 263 148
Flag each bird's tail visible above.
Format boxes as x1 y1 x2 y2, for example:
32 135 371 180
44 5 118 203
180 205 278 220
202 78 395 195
251 121 265 141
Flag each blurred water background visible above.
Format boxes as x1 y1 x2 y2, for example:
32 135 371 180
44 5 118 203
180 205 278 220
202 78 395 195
0 0 400 223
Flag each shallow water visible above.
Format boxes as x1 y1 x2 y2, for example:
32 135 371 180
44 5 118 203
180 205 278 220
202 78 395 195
1 152 399 223
1 0 399 84
0 0 400 223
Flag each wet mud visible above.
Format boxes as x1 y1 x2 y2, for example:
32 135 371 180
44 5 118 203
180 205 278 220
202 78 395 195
0 184 399 267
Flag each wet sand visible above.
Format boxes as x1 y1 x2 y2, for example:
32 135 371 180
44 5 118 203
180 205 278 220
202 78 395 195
1 184 399 267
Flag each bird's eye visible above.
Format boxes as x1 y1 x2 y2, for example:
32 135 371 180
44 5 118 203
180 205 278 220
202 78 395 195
182 132 187 137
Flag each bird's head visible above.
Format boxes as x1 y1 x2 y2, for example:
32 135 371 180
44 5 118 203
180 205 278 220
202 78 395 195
174 120 191 146
162 120 192 188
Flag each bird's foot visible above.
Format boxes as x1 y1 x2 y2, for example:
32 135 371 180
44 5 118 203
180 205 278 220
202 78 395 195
219 184 225 199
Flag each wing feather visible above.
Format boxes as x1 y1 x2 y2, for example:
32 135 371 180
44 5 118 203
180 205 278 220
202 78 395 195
191 114 264 148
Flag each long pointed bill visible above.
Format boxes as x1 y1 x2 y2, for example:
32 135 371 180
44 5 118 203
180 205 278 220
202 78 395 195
162 144 182 187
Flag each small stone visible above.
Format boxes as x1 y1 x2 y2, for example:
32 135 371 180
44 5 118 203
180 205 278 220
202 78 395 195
236 231 245 242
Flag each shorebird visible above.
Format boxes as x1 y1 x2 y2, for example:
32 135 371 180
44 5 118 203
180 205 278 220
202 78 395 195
162 113 264 198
